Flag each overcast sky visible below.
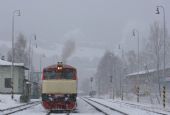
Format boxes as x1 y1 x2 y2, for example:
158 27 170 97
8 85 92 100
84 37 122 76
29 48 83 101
0 0 170 54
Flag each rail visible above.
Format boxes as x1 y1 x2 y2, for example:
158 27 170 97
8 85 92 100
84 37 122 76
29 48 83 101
0 101 41 115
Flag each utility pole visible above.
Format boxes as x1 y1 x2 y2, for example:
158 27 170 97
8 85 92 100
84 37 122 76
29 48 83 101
110 75 114 99
90 77 93 92
118 45 125 100
28 34 37 99
28 34 37 81
132 29 140 102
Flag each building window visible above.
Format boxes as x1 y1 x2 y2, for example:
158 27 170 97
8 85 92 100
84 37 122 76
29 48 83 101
5 78 12 88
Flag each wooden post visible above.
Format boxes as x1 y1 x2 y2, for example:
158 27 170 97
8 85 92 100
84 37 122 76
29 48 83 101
137 86 140 102
163 86 166 108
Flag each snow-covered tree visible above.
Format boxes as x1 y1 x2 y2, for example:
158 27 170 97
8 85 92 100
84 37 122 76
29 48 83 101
95 51 123 97
7 33 29 66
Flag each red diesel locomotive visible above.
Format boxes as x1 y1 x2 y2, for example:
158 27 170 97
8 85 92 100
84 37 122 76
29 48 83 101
41 62 77 111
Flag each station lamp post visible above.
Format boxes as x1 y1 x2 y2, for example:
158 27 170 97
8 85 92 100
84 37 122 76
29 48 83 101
155 5 166 97
11 10 21 99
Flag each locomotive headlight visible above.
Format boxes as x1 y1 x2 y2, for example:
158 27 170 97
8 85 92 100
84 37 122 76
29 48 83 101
57 62 63 70
57 66 63 70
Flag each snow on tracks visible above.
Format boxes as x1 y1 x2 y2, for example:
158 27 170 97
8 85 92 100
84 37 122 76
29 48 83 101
109 100 170 115
88 97 169 115
80 97 128 115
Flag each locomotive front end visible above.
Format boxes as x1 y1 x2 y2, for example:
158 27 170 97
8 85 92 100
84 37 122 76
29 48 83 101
41 62 77 111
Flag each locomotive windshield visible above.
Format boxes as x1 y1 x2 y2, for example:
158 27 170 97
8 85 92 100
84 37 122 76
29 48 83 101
44 68 74 80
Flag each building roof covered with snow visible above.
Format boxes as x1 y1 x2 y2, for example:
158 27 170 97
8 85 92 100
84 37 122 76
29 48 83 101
0 59 28 69
126 69 156 76
126 67 170 77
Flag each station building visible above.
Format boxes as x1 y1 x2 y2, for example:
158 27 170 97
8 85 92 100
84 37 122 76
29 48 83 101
125 68 170 95
0 59 28 94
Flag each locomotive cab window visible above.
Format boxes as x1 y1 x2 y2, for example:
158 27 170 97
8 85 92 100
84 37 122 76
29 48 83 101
43 69 75 79
63 69 74 79
44 70 58 79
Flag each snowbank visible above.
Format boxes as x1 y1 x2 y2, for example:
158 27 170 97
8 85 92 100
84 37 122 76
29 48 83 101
0 94 22 110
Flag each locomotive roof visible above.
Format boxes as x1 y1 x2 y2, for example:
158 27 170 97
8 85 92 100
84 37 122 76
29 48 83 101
44 64 76 70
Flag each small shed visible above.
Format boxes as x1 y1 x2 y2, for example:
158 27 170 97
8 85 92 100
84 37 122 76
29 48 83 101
0 59 28 94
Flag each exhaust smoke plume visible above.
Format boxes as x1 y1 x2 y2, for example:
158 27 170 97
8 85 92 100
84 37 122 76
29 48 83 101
61 39 76 64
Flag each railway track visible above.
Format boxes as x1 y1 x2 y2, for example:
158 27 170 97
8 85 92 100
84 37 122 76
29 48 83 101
109 100 170 115
0 101 41 115
81 97 128 115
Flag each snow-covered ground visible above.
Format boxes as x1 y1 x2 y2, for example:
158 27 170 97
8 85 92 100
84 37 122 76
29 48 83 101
0 94 40 110
123 93 170 111
0 94 170 115
0 94 22 110
88 97 170 115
